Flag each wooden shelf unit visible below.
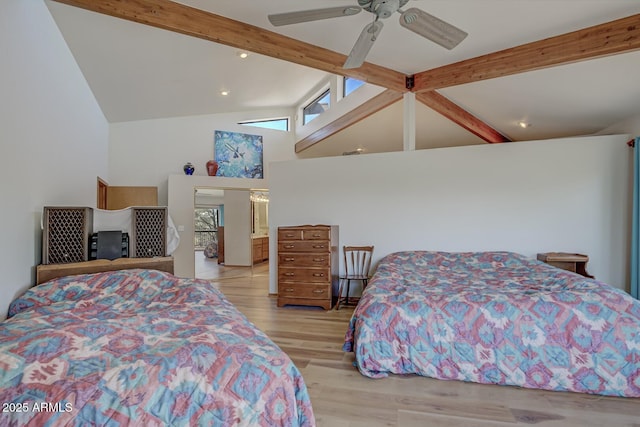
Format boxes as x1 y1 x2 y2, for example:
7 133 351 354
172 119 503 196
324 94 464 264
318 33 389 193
537 252 594 278
36 257 174 285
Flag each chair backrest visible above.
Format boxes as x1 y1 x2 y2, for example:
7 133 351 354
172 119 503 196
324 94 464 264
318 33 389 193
343 245 374 277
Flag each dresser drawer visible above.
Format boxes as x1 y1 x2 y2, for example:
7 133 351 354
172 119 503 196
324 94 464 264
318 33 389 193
279 267 330 283
302 229 330 240
278 253 330 267
278 283 330 299
278 229 303 241
278 241 330 253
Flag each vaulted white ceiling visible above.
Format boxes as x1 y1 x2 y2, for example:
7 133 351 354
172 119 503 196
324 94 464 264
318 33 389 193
46 0 640 157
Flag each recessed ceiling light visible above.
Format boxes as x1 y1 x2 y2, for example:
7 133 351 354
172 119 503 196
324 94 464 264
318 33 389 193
237 52 249 59
220 90 230 96
518 121 531 129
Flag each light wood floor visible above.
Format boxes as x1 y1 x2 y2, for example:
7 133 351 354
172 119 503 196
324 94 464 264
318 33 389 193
195 250 255 280
210 265 640 427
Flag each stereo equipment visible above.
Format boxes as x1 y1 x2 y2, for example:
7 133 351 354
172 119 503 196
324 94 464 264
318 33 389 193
130 207 167 258
90 231 129 260
42 206 93 264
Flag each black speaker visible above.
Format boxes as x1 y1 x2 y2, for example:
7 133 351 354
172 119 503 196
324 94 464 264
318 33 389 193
42 207 93 264
130 207 167 258
90 231 129 260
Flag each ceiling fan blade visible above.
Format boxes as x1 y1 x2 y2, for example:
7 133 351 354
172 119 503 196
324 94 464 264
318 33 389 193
399 8 467 50
268 6 361 27
343 21 384 69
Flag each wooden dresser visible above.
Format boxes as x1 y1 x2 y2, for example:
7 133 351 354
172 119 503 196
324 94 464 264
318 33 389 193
277 225 338 310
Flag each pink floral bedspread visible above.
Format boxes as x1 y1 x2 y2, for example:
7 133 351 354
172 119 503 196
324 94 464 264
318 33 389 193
343 251 640 397
1 269 315 426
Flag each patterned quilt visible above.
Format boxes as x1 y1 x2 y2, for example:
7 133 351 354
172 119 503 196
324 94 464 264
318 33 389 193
343 251 640 397
1 269 315 426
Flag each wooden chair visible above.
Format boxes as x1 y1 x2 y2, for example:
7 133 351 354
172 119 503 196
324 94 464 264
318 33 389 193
336 245 374 310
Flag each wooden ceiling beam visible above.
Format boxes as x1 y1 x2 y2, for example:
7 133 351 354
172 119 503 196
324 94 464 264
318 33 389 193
51 0 409 92
53 0 504 148
295 90 403 153
416 91 510 143
413 13 640 92
60 1 635 148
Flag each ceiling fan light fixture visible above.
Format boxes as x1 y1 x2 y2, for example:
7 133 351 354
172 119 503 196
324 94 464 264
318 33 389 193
373 0 400 19
269 2 467 70
400 8 467 50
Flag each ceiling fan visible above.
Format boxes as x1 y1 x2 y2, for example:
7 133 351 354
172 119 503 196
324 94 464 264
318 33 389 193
268 0 468 69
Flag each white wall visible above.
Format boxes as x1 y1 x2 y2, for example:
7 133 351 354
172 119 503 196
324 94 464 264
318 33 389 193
0 1 109 319
222 190 251 266
195 190 224 206
109 109 296 205
111 111 297 278
269 135 631 295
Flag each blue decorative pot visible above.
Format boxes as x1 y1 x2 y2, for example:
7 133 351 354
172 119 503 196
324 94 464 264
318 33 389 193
183 162 195 175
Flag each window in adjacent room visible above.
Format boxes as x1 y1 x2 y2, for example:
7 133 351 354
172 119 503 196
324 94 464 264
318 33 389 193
194 207 219 250
239 117 289 132
343 77 364 97
303 89 331 124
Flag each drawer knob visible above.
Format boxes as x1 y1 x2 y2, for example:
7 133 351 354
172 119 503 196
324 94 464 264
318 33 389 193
284 257 295 261
312 245 325 249
313 258 325 262
284 272 294 276
312 234 321 237
312 273 324 277
284 244 295 249
285 288 294 292
312 289 325 294
285 233 295 237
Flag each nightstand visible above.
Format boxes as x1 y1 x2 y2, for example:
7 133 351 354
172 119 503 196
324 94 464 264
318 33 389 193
536 252 594 278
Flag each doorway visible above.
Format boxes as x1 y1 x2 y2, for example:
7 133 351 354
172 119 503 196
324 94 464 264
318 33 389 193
194 187 269 280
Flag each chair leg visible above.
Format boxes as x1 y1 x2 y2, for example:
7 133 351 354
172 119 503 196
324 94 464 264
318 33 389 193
336 279 345 310
345 280 351 305
337 279 362 309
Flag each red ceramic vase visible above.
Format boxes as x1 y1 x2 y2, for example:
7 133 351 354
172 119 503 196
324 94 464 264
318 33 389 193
206 160 219 176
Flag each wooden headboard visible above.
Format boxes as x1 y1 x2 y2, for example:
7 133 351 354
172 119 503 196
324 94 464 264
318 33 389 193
35 257 174 285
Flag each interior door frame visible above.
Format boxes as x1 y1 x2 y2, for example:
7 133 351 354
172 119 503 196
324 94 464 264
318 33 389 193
97 177 108 209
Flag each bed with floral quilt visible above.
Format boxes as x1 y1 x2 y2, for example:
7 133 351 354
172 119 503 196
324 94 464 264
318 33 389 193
343 251 640 397
0 268 315 426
